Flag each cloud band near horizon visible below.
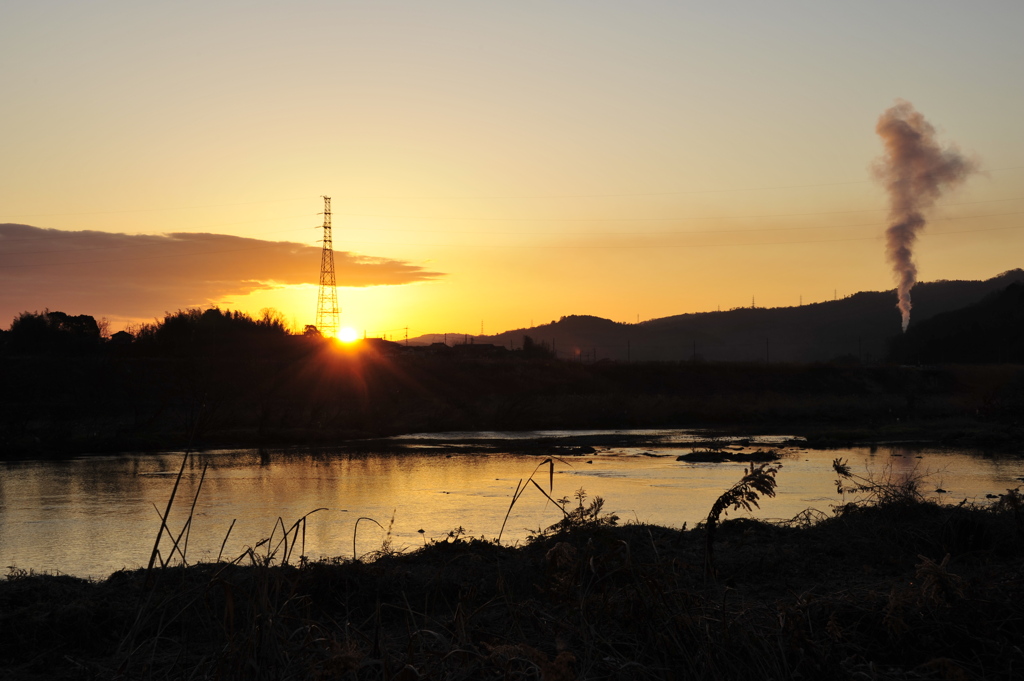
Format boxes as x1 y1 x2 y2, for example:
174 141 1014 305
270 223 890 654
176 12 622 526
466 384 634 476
0 224 444 321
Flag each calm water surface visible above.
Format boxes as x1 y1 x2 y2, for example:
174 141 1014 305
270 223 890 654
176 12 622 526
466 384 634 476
2 430 1022 579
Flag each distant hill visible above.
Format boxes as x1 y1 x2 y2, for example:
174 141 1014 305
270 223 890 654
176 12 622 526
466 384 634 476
410 270 1024 363
890 281 1024 364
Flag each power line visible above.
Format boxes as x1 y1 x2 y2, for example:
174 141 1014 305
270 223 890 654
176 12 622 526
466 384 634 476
0 197 313 219
332 196 1024 223
0 240 308 269
0 214 318 244
0 227 318 255
320 165 1024 200
334 220 1024 251
329 209 1024 238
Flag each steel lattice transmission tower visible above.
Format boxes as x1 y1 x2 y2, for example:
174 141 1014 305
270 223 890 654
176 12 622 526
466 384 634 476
315 195 339 337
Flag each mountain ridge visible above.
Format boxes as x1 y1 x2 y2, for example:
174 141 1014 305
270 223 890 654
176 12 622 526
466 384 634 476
410 269 1024 363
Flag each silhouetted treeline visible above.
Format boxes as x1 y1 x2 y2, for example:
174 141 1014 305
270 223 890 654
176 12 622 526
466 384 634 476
3 338 1024 457
520 334 556 359
3 292 1024 458
132 307 299 357
3 310 103 354
0 307 297 357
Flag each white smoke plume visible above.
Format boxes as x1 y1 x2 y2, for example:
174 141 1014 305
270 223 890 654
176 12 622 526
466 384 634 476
874 99 977 331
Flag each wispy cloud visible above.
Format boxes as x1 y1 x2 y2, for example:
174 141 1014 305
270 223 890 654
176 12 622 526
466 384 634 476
0 224 443 322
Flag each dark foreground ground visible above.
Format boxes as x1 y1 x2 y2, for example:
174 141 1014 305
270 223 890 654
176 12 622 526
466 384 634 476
3 489 1023 681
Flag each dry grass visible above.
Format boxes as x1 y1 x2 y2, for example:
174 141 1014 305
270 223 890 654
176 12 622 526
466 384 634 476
3 460 1024 680
701 462 779 579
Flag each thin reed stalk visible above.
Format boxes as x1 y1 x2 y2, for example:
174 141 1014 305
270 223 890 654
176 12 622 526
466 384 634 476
354 516 385 561
217 519 237 563
160 462 208 567
145 452 189 578
267 508 326 565
497 457 570 543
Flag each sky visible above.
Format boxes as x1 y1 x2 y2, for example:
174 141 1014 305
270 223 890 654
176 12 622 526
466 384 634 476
2 1 1022 338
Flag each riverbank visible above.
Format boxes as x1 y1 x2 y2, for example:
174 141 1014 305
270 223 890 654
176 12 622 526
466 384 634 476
3 352 1023 460
3 416 1022 462
3 488 1022 680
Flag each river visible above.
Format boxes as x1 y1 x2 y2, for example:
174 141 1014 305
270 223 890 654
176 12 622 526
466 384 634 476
2 430 1022 579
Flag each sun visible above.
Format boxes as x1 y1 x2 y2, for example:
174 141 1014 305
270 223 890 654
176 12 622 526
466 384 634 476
337 326 359 343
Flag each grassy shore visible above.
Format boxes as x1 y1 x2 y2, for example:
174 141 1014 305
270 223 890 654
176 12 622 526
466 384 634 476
3 478 1023 680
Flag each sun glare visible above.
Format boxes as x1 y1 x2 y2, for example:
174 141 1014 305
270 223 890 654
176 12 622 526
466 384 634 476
338 326 358 343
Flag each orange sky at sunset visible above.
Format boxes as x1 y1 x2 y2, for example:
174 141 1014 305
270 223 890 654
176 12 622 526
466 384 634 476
2 2 1022 338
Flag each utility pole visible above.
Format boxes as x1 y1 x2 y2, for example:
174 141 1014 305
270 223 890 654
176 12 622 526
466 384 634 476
404 327 408 346
315 196 339 337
